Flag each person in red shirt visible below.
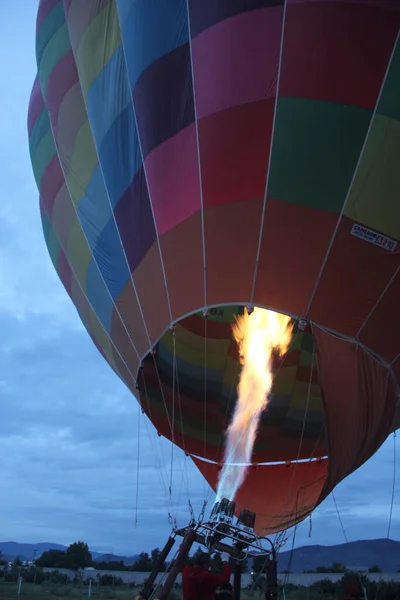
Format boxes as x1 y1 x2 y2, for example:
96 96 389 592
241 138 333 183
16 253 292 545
182 552 231 600
341 584 361 600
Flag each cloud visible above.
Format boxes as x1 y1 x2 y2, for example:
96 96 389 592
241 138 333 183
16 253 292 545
0 3 74 326
0 0 398 560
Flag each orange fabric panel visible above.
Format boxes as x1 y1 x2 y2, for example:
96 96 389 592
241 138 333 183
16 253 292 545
314 327 398 496
191 456 328 534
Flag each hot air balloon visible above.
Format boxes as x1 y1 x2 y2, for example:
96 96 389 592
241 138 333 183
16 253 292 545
28 0 400 536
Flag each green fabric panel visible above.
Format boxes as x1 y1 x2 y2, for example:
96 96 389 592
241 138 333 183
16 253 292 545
344 116 400 241
36 3 66 66
47 226 60 273
299 349 314 368
40 211 51 243
285 406 322 423
377 39 400 121
39 23 71 96
66 221 92 288
268 97 372 213
76 2 121 97
29 108 50 157
32 129 56 187
65 122 99 204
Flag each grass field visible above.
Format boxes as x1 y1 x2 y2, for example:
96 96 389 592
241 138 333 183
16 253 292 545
0 581 139 599
0 582 271 600
0 581 330 600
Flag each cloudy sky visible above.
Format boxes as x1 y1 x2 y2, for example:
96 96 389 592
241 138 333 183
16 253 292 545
0 2 398 559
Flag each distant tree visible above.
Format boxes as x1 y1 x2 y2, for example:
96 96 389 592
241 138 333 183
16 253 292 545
132 552 153 572
14 557 22 567
37 549 66 568
315 563 347 574
331 562 347 573
368 565 382 573
64 542 92 570
92 559 126 571
315 566 331 573
151 548 161 565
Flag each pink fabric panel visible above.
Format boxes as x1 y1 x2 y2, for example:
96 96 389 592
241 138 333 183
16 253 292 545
144 124 201 236
45 49 78 140
40 155 64 216
36 0 60 32
28 80 45 135
192 6 284 120
288 0 400 9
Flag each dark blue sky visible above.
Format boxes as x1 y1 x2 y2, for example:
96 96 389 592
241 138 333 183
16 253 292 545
0 2 398 556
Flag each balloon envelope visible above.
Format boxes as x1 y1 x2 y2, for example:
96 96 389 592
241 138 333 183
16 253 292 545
29 0 400 533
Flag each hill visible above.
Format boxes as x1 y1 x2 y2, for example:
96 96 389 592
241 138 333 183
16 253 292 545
0 542 138 565
2 539 400 572
0 542 67 562
278 539 400 572
94 553 140 567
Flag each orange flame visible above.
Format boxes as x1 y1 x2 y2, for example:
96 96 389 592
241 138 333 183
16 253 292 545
216 307 293 502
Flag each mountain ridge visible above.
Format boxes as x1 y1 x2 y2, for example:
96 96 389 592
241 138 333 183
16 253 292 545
1 539 400 572
277 539 400 572
0 542 139 566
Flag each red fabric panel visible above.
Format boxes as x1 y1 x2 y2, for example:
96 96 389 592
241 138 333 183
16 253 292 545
280 2 400 107
254 200 338 317
314 327 398 496
393 356 400 387
390 399 400 433
160 212 204 322
116 243 170 353
191 456 328 534
198 100 274 208
179 313 232 339
204 199 263 306
309 217 400 339
359 269 400 365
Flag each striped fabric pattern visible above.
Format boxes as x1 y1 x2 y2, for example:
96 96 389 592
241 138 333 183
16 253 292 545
29 0 400 533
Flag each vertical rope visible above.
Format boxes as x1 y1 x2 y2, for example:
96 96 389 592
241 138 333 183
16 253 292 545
169 329 176 499
382 431 397 570
332 491 348 543
203 315 208 499
134 404 141 528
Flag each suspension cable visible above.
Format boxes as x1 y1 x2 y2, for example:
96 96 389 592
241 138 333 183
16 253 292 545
332 490 348 544
273 337 317 545
135 403 141 528
203 315 208 500
169 328 177 499
382 430 397 571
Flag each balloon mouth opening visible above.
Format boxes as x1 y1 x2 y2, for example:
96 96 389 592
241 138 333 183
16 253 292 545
137 303 325 460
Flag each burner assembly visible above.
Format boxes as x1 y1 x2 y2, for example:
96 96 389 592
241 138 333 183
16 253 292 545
140 498 279 600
